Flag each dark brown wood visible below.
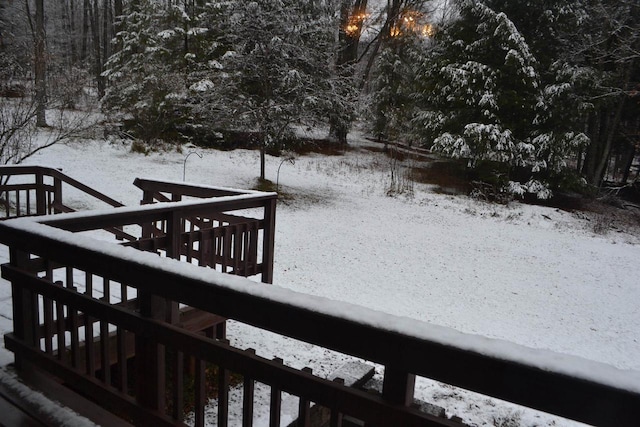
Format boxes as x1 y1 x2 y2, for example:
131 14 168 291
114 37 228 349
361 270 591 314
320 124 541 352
243 349 256 427
262 198 277 283
296 367 313 427
6 336 174 427
134 177 259 198
194 358 206 427
382 366 416 406
116 326 128 393
135 289 166 413
0 266 458 426
171 350 184 421
100 320 111 385
217 363 230 427
11 361 134 427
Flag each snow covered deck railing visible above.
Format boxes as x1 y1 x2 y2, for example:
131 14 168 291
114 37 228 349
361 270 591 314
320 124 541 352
1 205 639 426
0 165 125 218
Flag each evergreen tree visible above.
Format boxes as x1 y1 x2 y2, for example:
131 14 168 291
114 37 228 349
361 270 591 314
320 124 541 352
413 0 587 198
193 0 351 180
102 0 222 143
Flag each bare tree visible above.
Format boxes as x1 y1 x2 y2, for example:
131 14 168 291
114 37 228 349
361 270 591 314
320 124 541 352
31 0 48 127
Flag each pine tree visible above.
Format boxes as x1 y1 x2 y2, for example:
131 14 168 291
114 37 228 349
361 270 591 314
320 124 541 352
102 0 221 143
413 0 587 198
192 0 351 180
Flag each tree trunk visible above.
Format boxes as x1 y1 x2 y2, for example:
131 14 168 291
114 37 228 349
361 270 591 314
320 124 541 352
34 0 47 127
68 0 78 63
81 0 90 60
359 0 402 90
330 0 368 144
89 0 105 97
260 143 266 181
593 94 626 185
102 0 111 64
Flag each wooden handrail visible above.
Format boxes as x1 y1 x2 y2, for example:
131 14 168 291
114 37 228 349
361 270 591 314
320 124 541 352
39 192 276 232
1 214 639 426
133 177 260 198
0 165 124 208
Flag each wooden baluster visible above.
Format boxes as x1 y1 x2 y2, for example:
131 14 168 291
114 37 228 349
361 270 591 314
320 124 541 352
43 262 54 355
35 170 46 215
121 282 127 304
100 320 110 385
16 190 21 217
382 365 415 406
223 227 231 273
242 223 250 276
269 357 283 427
250 222 259 276
213 228 221 271
242 349 256 427
53 176 62 213
297 367 313 427
194 358 206 427
217 339 231 427
171 350 184 422
85 272 95 376
116 326 127 393
69 289 80 369
330 378 345 427
54 280 66 362
103 277 110 304
233 225 242 275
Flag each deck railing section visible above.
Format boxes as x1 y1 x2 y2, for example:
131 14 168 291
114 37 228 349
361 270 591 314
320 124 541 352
131 177 275 284
1 201 639 426
0 165 125 218
0 165 134 241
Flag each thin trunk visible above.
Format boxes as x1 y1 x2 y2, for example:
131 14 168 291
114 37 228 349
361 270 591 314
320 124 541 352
330 0 368 144
260 144 266 181
34 0 47 127
337 0 368 67
114 0 123 17
620 144 636 184
102 0 111 64
81 0 89 60
89 0 104 96
360 0 402 90
593 94 626 185
69 0 78 63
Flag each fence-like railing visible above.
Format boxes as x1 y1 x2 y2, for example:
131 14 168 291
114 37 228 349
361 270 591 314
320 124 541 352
0 165 125 217
1 200 639 426
1 168 639 426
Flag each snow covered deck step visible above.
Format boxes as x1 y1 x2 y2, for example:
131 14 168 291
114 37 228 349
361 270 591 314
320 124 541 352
327 361 375 388
285 361 375 427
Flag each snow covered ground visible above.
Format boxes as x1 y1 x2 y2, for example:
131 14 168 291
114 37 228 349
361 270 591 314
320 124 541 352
1 135 639 426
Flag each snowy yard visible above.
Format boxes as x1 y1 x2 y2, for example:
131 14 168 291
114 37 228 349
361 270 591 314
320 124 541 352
1 136 639 426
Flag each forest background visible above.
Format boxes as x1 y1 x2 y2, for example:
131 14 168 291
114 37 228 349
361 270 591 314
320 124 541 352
1 0 639 200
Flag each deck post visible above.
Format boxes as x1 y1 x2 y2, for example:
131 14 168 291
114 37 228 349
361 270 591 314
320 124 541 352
8 248 38 369
140 189 154 239
262 197 277 284
382 365 416 406
135 290 167 413
35 170 46 215
53 176 62 213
